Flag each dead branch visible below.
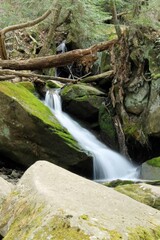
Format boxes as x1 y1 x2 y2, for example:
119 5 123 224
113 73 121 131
110 0 122 39
0 69 77 83
80 70 114 83
0 9 52 60
0 38 118 70
0 69 114 85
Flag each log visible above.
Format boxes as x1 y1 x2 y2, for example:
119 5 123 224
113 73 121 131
0 69 77 83
0 39 118 70
0 69 114 84
81 70 114 83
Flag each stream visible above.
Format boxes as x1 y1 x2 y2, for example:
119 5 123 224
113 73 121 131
45 89 140 181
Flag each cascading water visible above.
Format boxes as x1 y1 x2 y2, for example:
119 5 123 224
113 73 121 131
45 89 139 181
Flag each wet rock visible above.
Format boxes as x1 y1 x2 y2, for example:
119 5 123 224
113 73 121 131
61 83 105 122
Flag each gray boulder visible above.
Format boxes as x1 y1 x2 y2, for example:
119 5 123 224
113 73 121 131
0 161 160 239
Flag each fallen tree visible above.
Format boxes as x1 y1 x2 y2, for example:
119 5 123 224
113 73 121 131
0 39 117 70
0 69 113 84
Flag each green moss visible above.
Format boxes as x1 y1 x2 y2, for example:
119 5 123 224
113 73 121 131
0 82 79 150
1 193 89 240
46 80 63 89
108 230 122 239
61 83 104 100
115 184 160 210
16 82 36 94
80 214 89 221
123 118 148 145
99 104 116 140
151 74 160 80
128 226 160 240
104 179 134 188
147 157 160 168
32 216 90 240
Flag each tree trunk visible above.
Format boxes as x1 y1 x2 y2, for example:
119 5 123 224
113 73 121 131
0 39 118 70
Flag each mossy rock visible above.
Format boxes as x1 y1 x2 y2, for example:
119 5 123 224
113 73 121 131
46 80 63 89
98 103 117 149
0 82 88 168
1 161 160 240
115 183 160 210
61 83 105 122
141 157 160 180
147 157 160 168
16 82 36 94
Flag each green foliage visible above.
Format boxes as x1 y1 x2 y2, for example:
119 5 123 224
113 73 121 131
130 0 160 30
1 0 109 48
147 157 160 168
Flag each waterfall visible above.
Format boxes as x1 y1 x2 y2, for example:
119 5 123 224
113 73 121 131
45 90 139 181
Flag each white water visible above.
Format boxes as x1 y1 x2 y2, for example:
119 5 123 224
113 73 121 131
45 90 139 181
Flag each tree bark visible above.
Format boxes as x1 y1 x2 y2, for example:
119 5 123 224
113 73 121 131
0 39 117 70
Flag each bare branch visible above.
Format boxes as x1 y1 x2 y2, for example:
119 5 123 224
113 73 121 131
0 9 52 60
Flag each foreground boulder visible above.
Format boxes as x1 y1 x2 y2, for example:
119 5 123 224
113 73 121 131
0 161 160 239
0 177 13 204
0 82 88 168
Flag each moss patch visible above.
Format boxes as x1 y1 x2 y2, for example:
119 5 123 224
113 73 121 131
128 226 160 240
0 82 79 150
16 82 36 94
115 184 160 210
147 157 160 168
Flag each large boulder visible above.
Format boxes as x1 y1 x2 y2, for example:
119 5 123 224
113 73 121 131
61 83 105 122
0 82 88 168
0 161 160 239
141 157 160 180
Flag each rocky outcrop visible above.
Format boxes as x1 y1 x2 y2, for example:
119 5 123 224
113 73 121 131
0 161 160 239
61 83 106 122
124 81 149 115
141 157 160 180
145 78 160 136
0 82 88 169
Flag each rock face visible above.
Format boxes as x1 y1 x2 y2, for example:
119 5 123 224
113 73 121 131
0 161 160 239
0 82 88 169
124 81 149 115
141 157 160 180
61 83 105 122
61 83 117 149
145 78 160 136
